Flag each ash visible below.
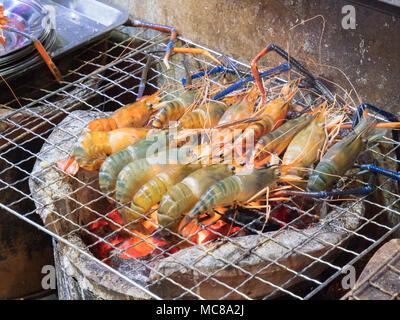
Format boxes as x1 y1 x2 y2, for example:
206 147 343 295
108 249 164 285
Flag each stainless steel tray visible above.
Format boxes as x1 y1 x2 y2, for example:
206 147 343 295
39 0 129 58
1 0 128 80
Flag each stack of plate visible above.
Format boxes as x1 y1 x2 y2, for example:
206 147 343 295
0 0 56 78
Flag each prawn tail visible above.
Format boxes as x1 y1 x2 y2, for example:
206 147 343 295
56 157 80 176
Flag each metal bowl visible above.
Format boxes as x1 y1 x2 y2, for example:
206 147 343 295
0 0 50 57
0 27 56 77
0 0 57 76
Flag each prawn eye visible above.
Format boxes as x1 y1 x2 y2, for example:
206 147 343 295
146 102 153 107
228 165 236 173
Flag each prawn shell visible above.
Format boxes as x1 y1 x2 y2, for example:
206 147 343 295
129 164 202 221
116 158 169 204
73 131 110 169
152 90 198 129
252 115 313 163
116 145 201 215
152 100 186 128
157 164 234 229
281 113 326 177
73 128 149 170
87 99 155 131
307 118 370 192
238 96 290 150
113 102 153 128
179 100 227 129
87 118 118 132
188 167 279 218
98 131 169 196
307 161 339 192
218 90 258 126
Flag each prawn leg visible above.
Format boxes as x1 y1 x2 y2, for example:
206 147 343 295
181 66 226 86
213 63 290 100
170 47 221 66
285 173 376 198
359 164 400 181
0 26 62 82
251 43 334 102
131 20 177 68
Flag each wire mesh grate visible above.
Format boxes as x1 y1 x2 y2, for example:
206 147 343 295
343 243 400 300
0 25 399 300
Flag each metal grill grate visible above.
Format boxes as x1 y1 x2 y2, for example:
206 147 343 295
0 25 399 300
343 242 400 300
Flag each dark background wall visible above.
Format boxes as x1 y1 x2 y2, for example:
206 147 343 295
109 0 399 112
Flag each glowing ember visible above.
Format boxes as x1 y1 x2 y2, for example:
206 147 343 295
91 234 125 262
107 208 123 225
88 207 168 261
88 203 293 263
193 220 242 245
118 231 166 259
179 212 243 246
269 205 299 227
88 218 108 231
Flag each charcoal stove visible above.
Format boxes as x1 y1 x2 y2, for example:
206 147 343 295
0 23 399 300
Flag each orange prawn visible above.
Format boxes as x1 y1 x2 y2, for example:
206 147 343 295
234 82 298 154
56 128 149 175
86 90 162 132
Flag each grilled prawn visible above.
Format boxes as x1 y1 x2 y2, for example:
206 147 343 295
281 103 327 178
87 90 162 131
116 143 210 221
129 164 202 222
73 128 149 170
307 116 373 192
235 83 297 149
217 85 259 126
157 164 235 230
98 130 170 197
181 166 279 231
56 128 149 175
178 100 228 129
151 89 200 128
251 114 315 164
